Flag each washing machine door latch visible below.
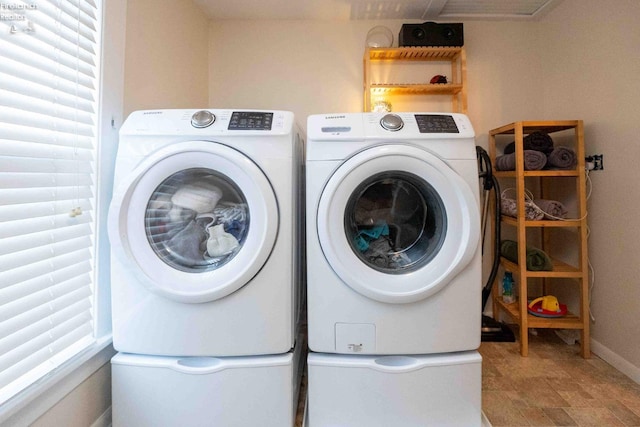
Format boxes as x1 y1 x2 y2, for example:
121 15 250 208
380 113 404 132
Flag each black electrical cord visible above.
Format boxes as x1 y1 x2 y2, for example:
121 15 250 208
476 146 501 311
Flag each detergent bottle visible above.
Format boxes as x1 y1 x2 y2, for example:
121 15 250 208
502 271 515 304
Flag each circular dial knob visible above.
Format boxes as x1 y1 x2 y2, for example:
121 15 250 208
380 114 404 131
191 110 216 128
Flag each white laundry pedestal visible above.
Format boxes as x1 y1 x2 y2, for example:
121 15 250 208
112 343 304 427
307 351 482 427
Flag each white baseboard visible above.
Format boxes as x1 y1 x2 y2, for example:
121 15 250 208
591 338 640 384
482 411 492 426
91 406 112 427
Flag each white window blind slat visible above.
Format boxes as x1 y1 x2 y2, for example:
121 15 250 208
0 261 92 309
57 0 98 30
16 0 98 34
26 19 97 68
0 249 92 290
0 222 92 257
0 292 92 354
0 172 93 189
0 274 91 324
86 0 97 9
0 88 95 126
0 107 95 138
1 3 98 71
0 0 101 405
0 200 92 223
0 186 93 207
0 334 94 405
28 1 97 54
0 124 94 149
0 155 94 173
1 235 92 273
0 60 95 105
0 321 94 392
0 30 96 82
0 140 93 161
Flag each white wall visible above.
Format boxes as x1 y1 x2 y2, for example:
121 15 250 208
209 4 640 376
209 20 367 126
31 364 112 427
540 0 640 373
123 0 210 116
208 19 543 137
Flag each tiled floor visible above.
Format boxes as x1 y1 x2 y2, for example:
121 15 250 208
480 329 640 426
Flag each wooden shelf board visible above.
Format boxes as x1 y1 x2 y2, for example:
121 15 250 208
366 47 462 61
500 257 583 278
370 83 463 95
501 215 584 228
489 121 581 136
494 170 580 178
496 299 584 329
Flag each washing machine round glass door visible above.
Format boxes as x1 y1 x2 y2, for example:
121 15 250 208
108 141 278 303
317 144 480 304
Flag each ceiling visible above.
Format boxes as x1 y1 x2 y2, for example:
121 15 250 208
193 0 562 21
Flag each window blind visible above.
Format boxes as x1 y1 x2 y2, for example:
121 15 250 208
0 0 100 404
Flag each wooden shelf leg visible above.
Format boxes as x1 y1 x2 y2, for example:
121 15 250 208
519 303 529 357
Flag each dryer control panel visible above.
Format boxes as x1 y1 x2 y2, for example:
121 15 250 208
120 109 292 135
306 112 473 141
228 111 273 130
415 114 459 133
190 110 275 131
378 113 461 133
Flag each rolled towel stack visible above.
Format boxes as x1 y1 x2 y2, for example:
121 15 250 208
500 195 544 220
546 146 577 169
500 131 578 171
500 239 553 271
495 150 547 171
504 131 555 155
501 195 568 220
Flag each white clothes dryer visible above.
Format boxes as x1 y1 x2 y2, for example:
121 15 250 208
306 112 481 355
109 109 304 356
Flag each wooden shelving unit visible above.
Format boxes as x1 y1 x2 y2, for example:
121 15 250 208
489 121 590 358
363 47 467 113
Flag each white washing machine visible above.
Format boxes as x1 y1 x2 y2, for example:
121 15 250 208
306 112 481 355
108 109 304 356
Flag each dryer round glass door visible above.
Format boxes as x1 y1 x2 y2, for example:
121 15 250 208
108 141 278 303
144 167 248 272
345 171 446 273
317 145 480 304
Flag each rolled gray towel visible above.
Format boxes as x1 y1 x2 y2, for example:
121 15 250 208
495 150 547 171
504 131 555 155
547 146 577 169
533 199 568 219
501 196 545 220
